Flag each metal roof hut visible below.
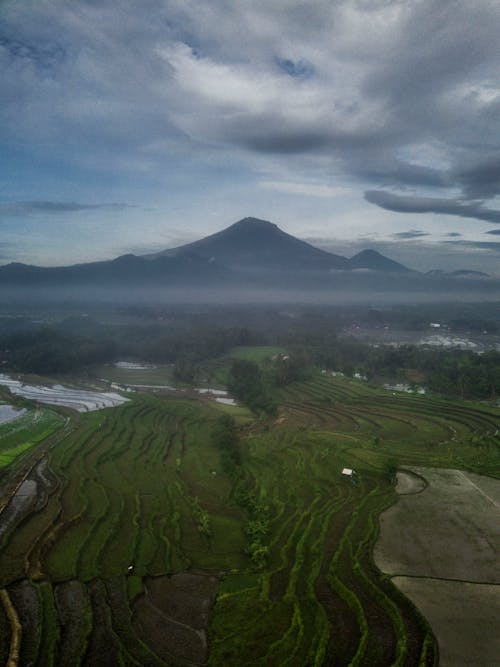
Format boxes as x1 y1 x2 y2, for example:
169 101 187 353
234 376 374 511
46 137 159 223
341 468 358 485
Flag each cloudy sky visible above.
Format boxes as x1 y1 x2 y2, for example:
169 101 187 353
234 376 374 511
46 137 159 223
1 0 500 272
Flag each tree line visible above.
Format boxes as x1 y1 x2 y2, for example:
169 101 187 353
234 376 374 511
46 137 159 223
1 316 498 401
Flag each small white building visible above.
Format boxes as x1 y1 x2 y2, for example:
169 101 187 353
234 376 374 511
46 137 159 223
341 468 354 477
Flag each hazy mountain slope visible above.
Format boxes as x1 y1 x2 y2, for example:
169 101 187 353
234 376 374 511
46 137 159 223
347 249 413 272
0 217 421 292
0 253 229 286
148 217 349 270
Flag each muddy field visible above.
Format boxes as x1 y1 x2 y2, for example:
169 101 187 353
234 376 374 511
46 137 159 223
132 571 219 665
393 577 500 667
375 467 500 582
375 467 500 666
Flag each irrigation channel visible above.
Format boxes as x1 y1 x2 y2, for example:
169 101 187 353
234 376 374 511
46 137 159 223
0 372 498 665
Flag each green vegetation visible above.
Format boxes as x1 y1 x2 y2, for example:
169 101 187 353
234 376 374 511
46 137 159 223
229 345 285 362
0 362 498 664
0 409 63 469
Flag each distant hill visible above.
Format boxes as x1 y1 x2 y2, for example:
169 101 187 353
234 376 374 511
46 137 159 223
426 269 490 279
0 252 230 287
346 249 412 273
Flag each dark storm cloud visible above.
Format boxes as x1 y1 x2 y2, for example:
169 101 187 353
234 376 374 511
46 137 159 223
454 156 500 199
0 201 133 216
0 34 66 69
241 129 330 155
486 229 500 235
1 0 500 245
277 58 315 79
355 159 451 189
365 191 500 225
393 230 430 239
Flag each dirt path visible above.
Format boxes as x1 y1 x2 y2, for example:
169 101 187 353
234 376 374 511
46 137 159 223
0 589 22 667
457 470 500 511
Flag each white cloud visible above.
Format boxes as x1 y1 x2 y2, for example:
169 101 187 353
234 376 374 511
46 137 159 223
259 180 348 198
1 0 500 267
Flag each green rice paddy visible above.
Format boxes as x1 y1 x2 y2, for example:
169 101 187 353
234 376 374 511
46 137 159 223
0 372 498 665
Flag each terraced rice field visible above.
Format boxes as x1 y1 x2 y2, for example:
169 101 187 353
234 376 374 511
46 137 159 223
0 408 64 471
0 373 498 665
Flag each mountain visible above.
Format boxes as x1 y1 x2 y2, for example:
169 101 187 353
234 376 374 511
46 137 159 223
0 252 229 287
148 217 349 270
346 249 413 273
0 217 416 293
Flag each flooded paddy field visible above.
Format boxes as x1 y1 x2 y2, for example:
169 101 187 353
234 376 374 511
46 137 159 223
0 374 128 412
375 467 500 666
0 405 26 425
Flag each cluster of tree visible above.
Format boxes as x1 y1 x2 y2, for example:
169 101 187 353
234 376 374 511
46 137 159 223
424 350 500 400
0 318 261 376
210 415 270 568
211 415 241 477
2 306 499 401
270 350 311 386
313 342 500 400
227 359 277 416
1 329 116 375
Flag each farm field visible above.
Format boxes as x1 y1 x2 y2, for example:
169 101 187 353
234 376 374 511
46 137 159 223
393 578 500 666
97 362 176 387
375 467 500 667
0 408 64 471
0 371 498 665
374 468 500 581
0 404 26 426
0 374 129 411
228 345 286 362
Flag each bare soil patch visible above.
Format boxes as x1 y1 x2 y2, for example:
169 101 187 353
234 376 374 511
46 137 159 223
375 467 500 582
0 479 38 541
394 470 426 495
132 571 219 665
54 580 90 665
8 580 40 666
393 577 500 667
375 467 500 667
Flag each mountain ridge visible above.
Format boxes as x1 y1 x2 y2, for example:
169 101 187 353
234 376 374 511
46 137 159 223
0 217 415 283
2 217 499 302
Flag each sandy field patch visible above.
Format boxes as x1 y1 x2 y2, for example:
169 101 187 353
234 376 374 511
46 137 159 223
393 577 500 667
